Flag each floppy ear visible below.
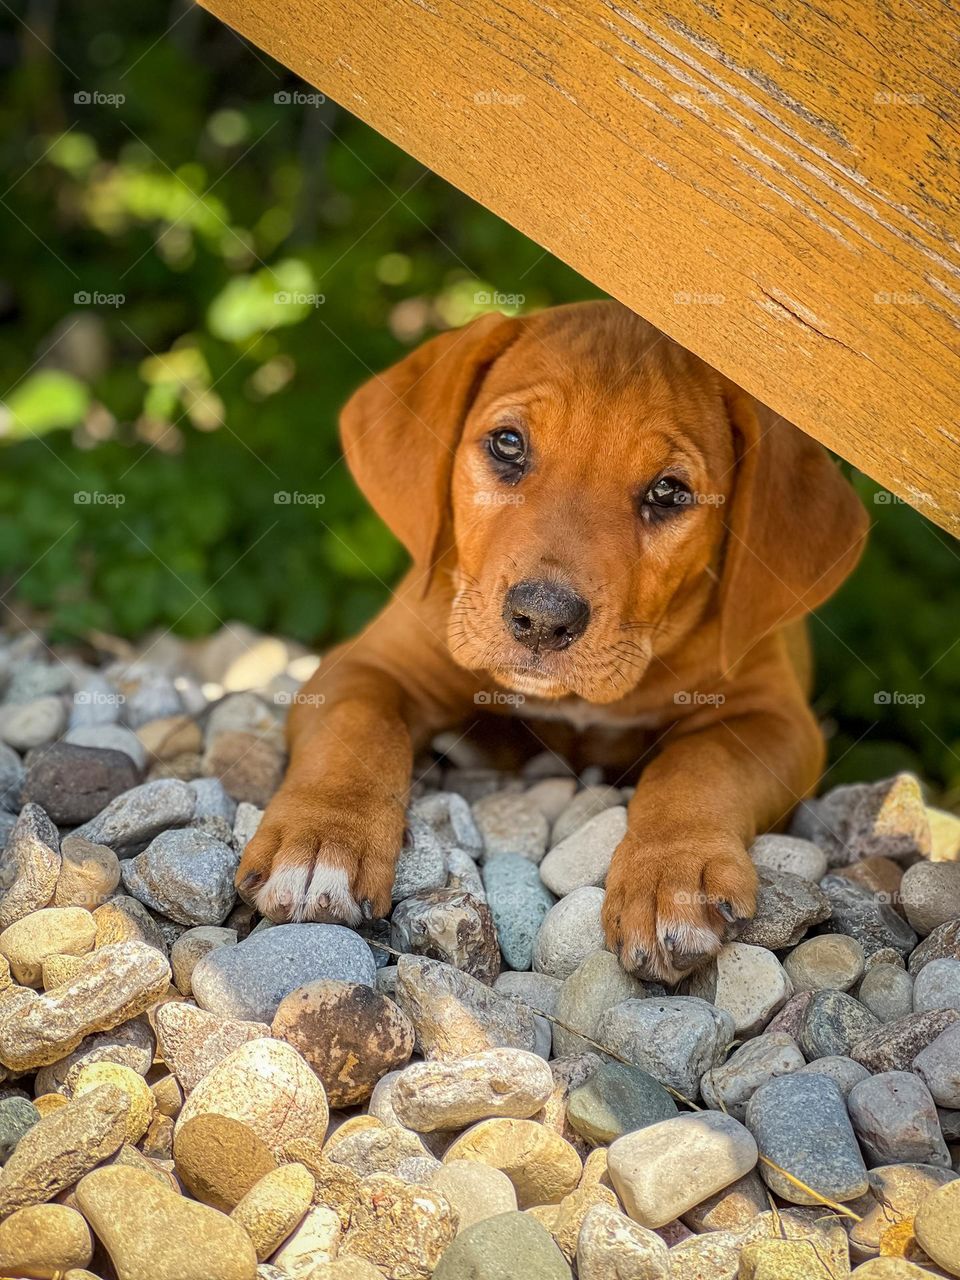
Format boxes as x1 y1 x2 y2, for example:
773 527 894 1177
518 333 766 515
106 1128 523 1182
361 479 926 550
717 380 869 672
340 312 523 571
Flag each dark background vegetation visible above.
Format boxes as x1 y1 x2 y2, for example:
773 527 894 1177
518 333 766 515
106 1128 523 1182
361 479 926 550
1 2 958 797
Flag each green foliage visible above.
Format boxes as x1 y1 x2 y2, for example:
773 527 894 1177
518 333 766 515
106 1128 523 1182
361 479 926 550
0 3 957 793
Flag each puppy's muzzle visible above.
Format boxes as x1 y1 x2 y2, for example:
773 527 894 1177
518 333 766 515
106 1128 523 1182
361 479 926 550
502 578 591 652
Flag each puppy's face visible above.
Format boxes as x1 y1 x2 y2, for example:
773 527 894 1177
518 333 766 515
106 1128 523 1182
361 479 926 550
447 311 735 701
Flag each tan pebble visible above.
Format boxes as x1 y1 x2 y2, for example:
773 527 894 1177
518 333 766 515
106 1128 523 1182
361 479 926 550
914 1178 960 1277
534 1053 602 1158
141 1112 174 1159
341 1173 457 1279
526 1203 560 1230
75 1164 257 1280
578 1147 613 1192
430 1159 517 1234
392 1048 554 1131
271 1204 342 1275
0 1202 93 1276
33 1094 68 1116
323 1114 384 1152
302 1260 385 1279
231 1162 315 1260
0 908 96 986
53 837 121 910
576 1201 669 1279
170 926 237 997
850 1259 942 1277
173 1113 277 1212
41 953 89 989
549 1184 620 1261
174 1038 329 1156
444 1118 582 1208
137 715 203 760
72 1062 155 1144
282 1137 361 1227
148 751 203 781
740 1237 835 1278
151 1072 183 1118
92 896 166 950
153 1001 270 1094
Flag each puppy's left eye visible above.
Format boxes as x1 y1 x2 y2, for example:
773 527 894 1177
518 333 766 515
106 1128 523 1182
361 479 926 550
645 475 692 509
488 428 526 466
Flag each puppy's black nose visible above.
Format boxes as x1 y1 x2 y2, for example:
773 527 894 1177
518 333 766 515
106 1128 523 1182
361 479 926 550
503 579 591 652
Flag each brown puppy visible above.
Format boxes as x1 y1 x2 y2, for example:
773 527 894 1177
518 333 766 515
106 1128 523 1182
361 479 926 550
236 301 867 982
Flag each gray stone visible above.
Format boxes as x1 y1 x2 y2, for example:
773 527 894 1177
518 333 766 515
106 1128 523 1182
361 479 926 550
0 1097 39 1160
482 855 555 972
914 957 960 1012
113 665 185 728
552 951 645 1058
538 807 626 897
596 997 734 1099
433 1211 571 1280
737 867 830 949
492 970 560 1059
848 1071 950 1166
851 1009 960 1072
700 1032 805 1120
121 828 238 926
0 804 60 930
191 923 376 1022
532 887 608 981
205 692 279 744
682 943 793 1037
445 848 486 902
909 917 960 974
799 989 880 1059
392 817 447 901
795 1055 870 1097
0 743 25 810
70 779 196 851
567 1062 677 1144
914 1021 960 1107
69 671 121 727
0 697 66 751
524 778 577 826
21 743 139 825
819 874 918 958
901 861 960 936
748 833 827 882
394 955 538 1061
473 792 549 862
552 786 624 846
190 777 238 824
409 791 483 857
4 661 72 704
745 1073 868 1204
607 1111 757 1229
64 723 148 771
858 963 915 1022
391 888 500 984
232 802 263 853
782 933 865 993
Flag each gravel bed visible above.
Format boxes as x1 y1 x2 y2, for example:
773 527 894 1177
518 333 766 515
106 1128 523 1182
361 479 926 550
0 625 959 1278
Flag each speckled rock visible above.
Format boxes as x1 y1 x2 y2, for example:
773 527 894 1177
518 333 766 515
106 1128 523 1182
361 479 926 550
607 1111 757 1229
668 1232 740 1279
394 956 538 1061
389 816 446 900
176 1038 329 1155
819 875 918 958
859 963 915 1022
343 1173 458 1279
325 1122 432 1179
0 804 60 930
532 887 608 980
680 1170 768 1234
155 1001 270 1093
596 997 734 1099
782 933 865 993
271 980 414 1106
0 940 170 1070
69 778 196 850
850 1009 960 1072
0 1084 128 1217
745 1073 868 1204
737 867 830 949
21 742 139 824
75 1164 257 1280
231 1162 315 1261
170 925 237 995
92 893 166 950
391 888 500 984
909 917 960 974
795 1055 870 1097
173 1113 278 1210
683 943 793 1037
72 1061 156 1143
409 791 483 857
901 861 960 936
192 923 376 1023
473 791 550 862
552 951 645 1058
429 1160 517 1234
121 828 238 926
52 836 121 910
482 855 555 972
0 1097 39 1161
799 989 881 1059
444 1119 582 1208
748 834 827 882
576 1201 668 1278
33 1017 156 1096
567 1061 677 1144
393 1049 553 1131
445 847 486 902
914 1020 960 1106
0 1202 93 1277
0 905 96 986
765 990 814 1039
914 1176 960 1276
913 957 960 1012
538 807 627 897
848 1162 956 1261
847 1070 949 1166
700 1032 805 1120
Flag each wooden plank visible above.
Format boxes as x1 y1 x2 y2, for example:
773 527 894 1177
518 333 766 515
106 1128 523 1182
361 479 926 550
198 0 960 535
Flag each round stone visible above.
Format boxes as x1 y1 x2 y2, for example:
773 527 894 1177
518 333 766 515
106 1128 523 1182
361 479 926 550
552 787 623 846
392 1049 554 1131
191 923 376 1023
154 1001 270 1094
736 867 830 950
858 964 914 1022
429 1161 518 1234
607 1111 758 1229
900 861 960 936
794 1055 870 1097
171 926 237 996
782 934 865 993
271 980 414 1107
909 918 960 975
482 855 555 972
576 1201 669 1279
596 996 734 1100
913 958 960 1013
532 888 608 980
21 742 139 824
552 951 645 1058
70 778 196 852
700 1032 805 1120
748 834 827 882
914 1177 960 1276
52 837 121 910
230 1162 315 1261
172 1113 277 1211
567 1062 677 1144
819 875 917 958
0 907 96 987
0 1203 93 1276
0 696 66 751
444 1119 582 1208
538 806 627 897
799 990 881 1059
849 1163 958 1260
914 1021 960 1107
683 943 793 1037
72 1062 155 1144
847 1070 950 1166
473 792 550 862
433 1210 571 1279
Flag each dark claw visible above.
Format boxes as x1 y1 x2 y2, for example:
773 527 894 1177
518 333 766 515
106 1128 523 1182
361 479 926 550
360 898 375 921
716 900 737 924
237 871 263 904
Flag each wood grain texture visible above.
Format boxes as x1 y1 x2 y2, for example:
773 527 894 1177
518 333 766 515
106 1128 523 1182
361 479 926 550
198 0 960 534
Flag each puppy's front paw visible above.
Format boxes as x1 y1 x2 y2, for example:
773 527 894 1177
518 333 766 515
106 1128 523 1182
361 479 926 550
235 784 403 926
601 835 757 984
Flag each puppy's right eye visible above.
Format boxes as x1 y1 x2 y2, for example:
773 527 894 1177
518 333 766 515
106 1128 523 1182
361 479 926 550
488 428 526 466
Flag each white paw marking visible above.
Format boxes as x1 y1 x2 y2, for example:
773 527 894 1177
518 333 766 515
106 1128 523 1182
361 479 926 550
255 863 361 926
658 921 722 956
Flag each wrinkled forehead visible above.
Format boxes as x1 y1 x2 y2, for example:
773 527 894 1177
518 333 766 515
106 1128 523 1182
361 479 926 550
472 304 733 469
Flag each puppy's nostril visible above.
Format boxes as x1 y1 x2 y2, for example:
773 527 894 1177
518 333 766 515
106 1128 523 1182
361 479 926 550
513 613 533 633
503 579 591 652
